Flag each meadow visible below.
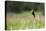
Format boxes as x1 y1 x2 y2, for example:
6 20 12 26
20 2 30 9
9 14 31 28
6 11 45 30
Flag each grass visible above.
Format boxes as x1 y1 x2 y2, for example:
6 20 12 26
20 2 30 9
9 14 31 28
6 12 45 30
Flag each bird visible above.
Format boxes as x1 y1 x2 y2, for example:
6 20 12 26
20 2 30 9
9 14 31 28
31 9 36 25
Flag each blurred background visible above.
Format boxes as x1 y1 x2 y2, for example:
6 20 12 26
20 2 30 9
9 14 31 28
5 1 45 15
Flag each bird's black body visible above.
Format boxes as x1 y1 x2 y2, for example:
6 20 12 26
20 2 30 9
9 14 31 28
32 10 35 18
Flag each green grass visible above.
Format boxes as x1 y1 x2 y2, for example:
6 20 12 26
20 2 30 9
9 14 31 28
7 20 44 30
6 12 45 30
